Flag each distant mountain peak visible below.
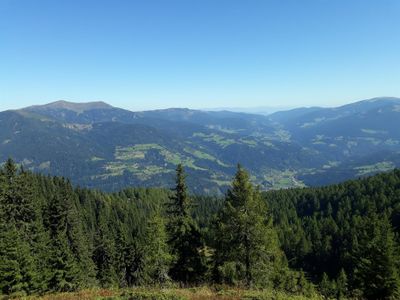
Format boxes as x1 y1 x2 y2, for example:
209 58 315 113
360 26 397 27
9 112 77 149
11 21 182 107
346 97 400 106
26 100 113 113
363 97 400 103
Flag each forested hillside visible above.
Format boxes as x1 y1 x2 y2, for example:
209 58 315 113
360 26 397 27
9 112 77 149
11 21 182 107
265 170 400 299
1 159 400 299
0 159 311 298
1 98 400 193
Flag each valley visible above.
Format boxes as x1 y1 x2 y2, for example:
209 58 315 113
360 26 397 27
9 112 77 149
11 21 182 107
2 1 400 298
1 97 400 193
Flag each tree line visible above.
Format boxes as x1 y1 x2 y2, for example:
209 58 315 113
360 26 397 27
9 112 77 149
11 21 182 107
265 170 400 299
0 158 400 299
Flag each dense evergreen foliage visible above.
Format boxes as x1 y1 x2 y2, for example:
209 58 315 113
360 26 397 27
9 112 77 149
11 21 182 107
1 158 400 299
167 164 207 284
265 169 400 299
214 165 284 287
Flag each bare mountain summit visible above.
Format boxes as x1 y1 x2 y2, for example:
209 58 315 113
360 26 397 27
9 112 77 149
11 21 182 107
26 100 113 113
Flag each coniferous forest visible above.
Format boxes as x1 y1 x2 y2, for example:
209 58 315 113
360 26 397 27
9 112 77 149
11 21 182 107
1 158 400 299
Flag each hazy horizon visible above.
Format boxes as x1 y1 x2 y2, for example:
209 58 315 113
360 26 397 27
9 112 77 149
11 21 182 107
2 96 399 114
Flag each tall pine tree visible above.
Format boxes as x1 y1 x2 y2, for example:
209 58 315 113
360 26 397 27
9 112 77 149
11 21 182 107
352 213 400 299
167 164 206 284
92 204 118 287
0 159 38 295
45 178 96 291
140 208 173 285
214 165 285 288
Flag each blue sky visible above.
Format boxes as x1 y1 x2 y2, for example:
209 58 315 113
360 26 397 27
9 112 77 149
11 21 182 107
1 0 399 111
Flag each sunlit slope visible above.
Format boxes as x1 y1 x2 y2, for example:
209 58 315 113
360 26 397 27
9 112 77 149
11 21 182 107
0 97 399 192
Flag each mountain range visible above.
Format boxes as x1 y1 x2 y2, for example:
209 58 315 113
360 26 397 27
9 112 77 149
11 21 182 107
1 97 400 193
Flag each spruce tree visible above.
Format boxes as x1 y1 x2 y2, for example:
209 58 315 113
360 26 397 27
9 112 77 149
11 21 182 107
114 223 131 287
0 224 25 295
319 272 336 298
141 208 173 285
352 214 400 299
167 164 206 284
336 268 348 299
214 165 285 288
45 178 96 291
93 207 117 287
46 191 80 291
0 160 38 295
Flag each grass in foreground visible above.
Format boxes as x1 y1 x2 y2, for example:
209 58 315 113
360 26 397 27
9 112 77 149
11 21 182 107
17 287 323 300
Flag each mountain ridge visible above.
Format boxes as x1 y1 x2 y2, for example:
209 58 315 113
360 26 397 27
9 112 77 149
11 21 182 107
1 96 400 193
25 100 114 113
18 96 400 117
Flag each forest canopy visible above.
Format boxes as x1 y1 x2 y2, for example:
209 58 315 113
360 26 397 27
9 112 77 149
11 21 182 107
0 159 400 299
